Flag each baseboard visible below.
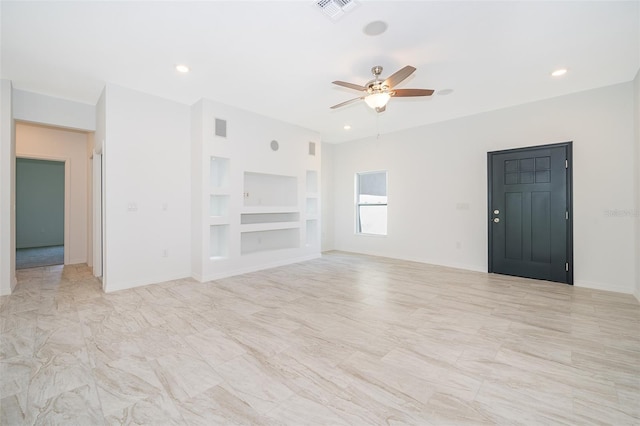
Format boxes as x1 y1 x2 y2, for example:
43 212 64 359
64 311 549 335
0 275 17 296
330 249 487 274
198 254 321 283
574 279 633 295
103 271 191 293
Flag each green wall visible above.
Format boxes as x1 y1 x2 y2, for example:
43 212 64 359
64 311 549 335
16 158 64 248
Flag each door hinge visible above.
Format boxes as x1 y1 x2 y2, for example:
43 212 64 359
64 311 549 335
565 159 568 169
565 262 569 272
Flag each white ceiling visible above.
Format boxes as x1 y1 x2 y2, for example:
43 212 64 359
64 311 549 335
2 1 639 143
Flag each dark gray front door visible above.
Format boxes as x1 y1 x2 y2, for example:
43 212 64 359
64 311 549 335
488 142 573 284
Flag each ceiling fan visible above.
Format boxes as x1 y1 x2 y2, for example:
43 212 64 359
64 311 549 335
330 65 434 113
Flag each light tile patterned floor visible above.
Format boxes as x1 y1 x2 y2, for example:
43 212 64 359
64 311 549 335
1 251 639 425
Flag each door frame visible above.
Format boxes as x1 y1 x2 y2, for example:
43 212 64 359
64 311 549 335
487 141 573 284
15 154 71 265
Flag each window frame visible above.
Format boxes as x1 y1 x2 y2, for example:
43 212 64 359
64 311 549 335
355 170 388 236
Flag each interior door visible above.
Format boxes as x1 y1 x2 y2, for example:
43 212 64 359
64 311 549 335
488 142 573 284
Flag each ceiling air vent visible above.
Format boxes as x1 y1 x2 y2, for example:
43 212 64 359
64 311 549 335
315 0 359 21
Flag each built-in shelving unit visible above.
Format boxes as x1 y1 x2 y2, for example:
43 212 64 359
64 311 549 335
191 99 321 281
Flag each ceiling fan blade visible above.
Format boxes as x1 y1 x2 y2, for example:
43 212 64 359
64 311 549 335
330 97 363 109
332 81 366 91
392 88 435 97
383 65 416 88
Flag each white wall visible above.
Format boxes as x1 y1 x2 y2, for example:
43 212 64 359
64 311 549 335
0 79 16 296
102 84 191 292
13 89 95 131
16 123 90 264
330 82 637 294
93 88 106 277
634 69 640 301
321 142 334 251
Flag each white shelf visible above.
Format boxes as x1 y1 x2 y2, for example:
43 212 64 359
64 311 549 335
240 222 300 233
240 222 300 232
209 216 230 225
241 206 300 214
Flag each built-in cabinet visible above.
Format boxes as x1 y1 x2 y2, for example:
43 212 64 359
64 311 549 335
191 99 321 281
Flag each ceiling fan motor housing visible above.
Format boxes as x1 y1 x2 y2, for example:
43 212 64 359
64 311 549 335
367 66 390 95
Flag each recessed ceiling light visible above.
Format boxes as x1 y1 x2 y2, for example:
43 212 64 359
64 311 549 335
176 64 190 73
551 68 567 77
344 125 351 130
363 20 388 36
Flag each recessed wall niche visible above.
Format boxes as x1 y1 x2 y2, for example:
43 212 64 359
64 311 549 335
210 157 230 189
210 225 229 259
210 195 229 217
243 172 297 207
306 170 318 193
241 228 299 255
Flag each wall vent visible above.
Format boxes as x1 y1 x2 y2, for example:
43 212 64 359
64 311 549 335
308 142 316 156
315 0 358 21
215 118 227 138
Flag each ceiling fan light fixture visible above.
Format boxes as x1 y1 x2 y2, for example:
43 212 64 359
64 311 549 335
364 92 391 109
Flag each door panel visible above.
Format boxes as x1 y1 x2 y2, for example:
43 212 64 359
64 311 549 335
488 143 572 284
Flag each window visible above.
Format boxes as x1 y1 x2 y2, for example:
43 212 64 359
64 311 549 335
356 171 387 235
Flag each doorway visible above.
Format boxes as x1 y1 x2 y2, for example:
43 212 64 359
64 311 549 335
15 158 66 269
14 122 97 276
487 142 573 284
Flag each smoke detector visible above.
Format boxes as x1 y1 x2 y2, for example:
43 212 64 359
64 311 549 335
315 0 359 21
